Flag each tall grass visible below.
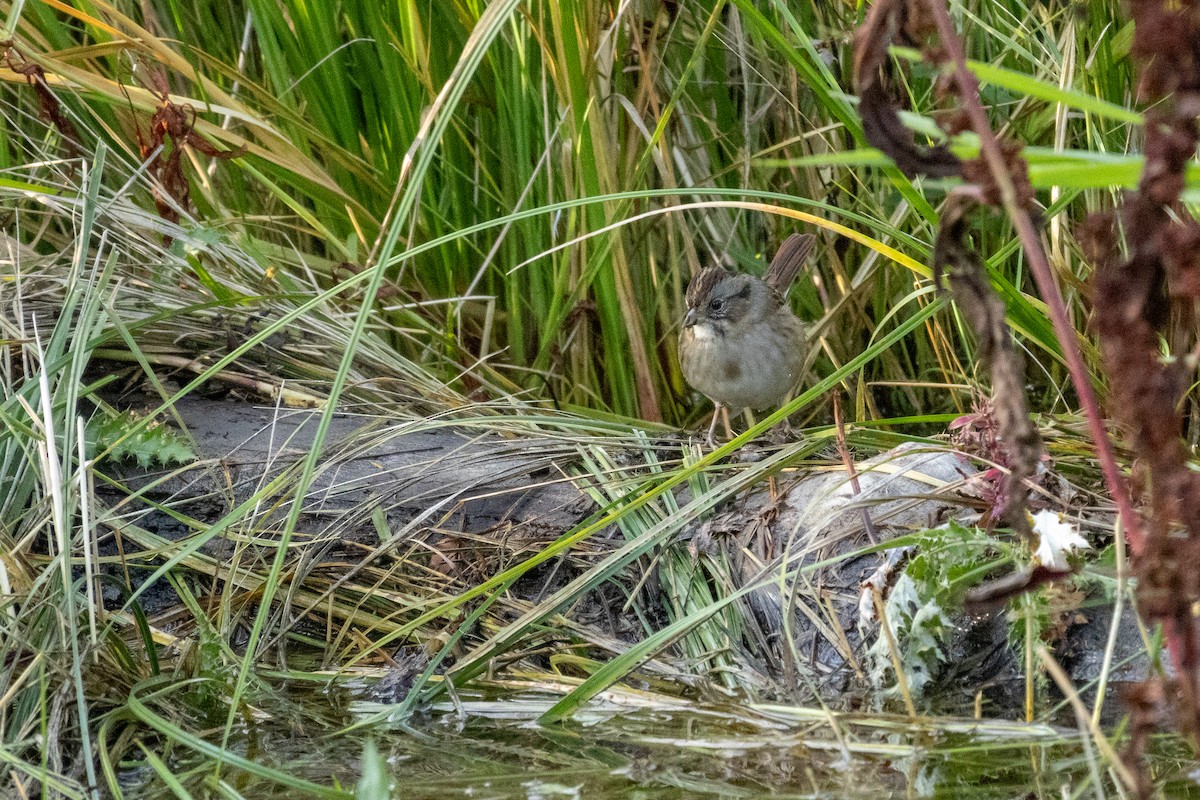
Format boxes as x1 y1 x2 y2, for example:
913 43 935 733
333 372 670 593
5 0 1105 424
0 0 1187 796
8 1 1152 424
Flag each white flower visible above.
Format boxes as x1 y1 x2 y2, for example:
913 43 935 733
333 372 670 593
1032 510 1090 570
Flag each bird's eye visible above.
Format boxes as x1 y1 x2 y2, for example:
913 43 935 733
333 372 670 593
709 297 726 313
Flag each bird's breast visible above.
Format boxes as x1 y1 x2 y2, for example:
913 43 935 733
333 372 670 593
679 315 805 410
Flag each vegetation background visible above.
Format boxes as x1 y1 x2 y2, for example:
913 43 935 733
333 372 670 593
1 0 1193 797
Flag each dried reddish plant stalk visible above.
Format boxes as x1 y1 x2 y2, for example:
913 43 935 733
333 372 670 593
2 40 81 157
853 0 1041 532
1083 0 1200 764
934 194 1042 537
912 4 1144 563
1121 679 1171 798
855 6 1194 782
852 0 961 178
859 0 1200 784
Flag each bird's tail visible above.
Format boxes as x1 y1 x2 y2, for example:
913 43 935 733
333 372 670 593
764 233 817 295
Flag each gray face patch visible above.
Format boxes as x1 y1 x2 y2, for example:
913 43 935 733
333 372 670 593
699 275 754 325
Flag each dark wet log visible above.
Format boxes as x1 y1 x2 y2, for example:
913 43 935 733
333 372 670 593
99 398 1147 710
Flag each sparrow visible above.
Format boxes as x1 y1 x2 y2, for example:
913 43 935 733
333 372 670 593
679 233 816 446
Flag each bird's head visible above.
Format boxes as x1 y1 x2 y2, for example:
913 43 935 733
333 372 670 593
683 268 775 336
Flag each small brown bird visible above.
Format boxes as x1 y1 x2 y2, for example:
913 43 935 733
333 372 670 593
679 233 816 446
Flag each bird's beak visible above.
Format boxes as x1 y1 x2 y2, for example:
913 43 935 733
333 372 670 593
683 307 697 328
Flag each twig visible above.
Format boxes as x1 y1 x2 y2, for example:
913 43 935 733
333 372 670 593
871 586 917 717
833 391 879 544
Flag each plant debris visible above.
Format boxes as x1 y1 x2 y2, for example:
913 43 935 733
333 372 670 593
1 40 80 157
1080 0 1200 781
933 194 1042 537
852 0 961 178
132 65 246 239
854 1 1045 543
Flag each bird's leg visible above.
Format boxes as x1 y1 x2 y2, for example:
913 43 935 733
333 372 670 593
777 415 794 438
775 390 802 441
721 406 734 440
705 403 724 448
766 416 793 445
750 408 791 444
